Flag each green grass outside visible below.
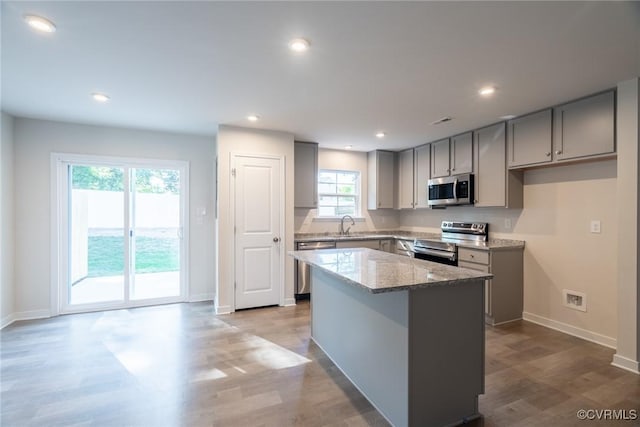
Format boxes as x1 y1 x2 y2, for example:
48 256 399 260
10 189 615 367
88 236 179 277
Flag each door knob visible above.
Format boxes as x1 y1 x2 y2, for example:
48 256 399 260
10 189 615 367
273 237 280 243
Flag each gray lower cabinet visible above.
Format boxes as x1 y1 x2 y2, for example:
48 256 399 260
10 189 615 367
336 239 381 250
553 90 615 162
335 239 393 252
474 123 523 208
507 109 553 168
294 141 318 208
458 247 523 326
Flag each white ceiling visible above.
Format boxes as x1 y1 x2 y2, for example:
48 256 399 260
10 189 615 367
2 1 639 151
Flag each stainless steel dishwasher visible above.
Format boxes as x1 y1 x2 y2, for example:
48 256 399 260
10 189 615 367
295 240 336 296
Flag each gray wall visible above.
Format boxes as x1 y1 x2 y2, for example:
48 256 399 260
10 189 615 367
1 113 15 326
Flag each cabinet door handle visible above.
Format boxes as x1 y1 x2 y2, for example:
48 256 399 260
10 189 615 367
452 168 456 171
555 150 562 155
545 152 551 157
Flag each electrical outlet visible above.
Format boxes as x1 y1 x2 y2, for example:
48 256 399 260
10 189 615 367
504 218 512 230
590 220 601 234
563 289 587 312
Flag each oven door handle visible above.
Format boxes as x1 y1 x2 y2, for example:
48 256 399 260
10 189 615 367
413 247 457 261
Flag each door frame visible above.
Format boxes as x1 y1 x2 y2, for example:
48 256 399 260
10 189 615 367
50 153 190 315
230 152 286 311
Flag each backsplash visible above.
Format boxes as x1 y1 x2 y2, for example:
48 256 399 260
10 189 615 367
294 208 400 234
399 206 523 237
294 205 520 237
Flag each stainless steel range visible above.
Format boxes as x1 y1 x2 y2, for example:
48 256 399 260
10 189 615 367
413 221 488 266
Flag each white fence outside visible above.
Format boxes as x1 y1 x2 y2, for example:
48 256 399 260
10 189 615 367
71 189 179 283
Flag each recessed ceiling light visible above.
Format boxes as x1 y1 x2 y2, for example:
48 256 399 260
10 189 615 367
92 92 110 103
24 14 56 33
479 86 496 97
288 38 310 52
345 145 353 150
247 114 260 122
499 114 517 120
375 132 386 138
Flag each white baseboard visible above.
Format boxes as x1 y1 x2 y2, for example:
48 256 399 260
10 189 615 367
612 354 640 374
1 309 51 329
215 304 232 315
522 311 617 349
189 293 215 303
283 297 296 307
1 313 17 329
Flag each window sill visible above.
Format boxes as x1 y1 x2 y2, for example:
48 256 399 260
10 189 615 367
312 217 366 222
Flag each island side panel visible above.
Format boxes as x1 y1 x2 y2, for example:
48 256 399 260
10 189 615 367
408 280 485 427
311 268 409 427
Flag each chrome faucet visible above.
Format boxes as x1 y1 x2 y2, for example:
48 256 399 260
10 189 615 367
339 215 355 235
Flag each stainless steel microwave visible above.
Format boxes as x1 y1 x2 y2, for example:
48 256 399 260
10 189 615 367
427 174 474 207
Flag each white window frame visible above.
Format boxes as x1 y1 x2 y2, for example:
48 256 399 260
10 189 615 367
50 153 190 315
317 169 361 218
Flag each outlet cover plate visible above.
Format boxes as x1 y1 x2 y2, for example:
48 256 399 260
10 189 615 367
563 289 587 312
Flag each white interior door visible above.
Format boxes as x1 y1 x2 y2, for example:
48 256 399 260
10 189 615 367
233 154 283 310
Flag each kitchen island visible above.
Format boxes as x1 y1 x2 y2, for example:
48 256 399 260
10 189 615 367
289 248 492 427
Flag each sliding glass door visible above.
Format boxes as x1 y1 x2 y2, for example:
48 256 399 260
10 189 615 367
57 155 188 313
69 165 126 305
130 168 181 300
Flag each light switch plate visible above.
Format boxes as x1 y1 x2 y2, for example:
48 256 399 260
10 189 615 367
590 220 601 234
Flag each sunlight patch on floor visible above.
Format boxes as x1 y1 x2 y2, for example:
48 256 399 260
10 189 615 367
94 306 310 389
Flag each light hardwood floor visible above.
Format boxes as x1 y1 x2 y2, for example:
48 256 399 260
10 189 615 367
1 301 639 426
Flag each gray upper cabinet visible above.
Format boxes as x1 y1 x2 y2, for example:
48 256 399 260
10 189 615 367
451 132 473 175
397 149 415 209
414 144 431 208
508 91 616 169
474 124 506 207
553 90 615 162
294 141 318 208
431 132 472 178
507 109 553 168
368 150 395 210
474 123 523 208
430 138 450 178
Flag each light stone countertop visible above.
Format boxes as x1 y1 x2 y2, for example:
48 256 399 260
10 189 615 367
294 231 524 251
289 248 493 294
